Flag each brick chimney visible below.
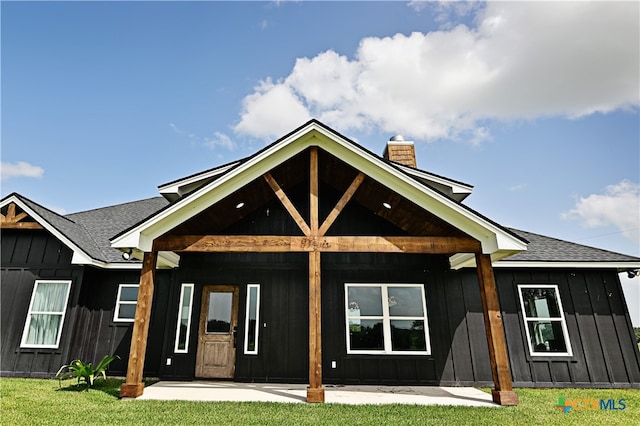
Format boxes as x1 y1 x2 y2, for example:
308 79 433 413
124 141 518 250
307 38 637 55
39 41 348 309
383 135 417 168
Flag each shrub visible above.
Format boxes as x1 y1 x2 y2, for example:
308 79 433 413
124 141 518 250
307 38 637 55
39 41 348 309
55 354 119 390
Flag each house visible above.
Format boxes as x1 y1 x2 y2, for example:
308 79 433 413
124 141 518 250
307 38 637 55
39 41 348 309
2 120 639 405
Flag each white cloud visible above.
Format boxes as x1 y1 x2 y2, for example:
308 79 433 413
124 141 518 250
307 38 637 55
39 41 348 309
170 123 236 151
1 161 44 181
508 183 527 192
204 132 236 151
563 180 640 243
233 2 639 142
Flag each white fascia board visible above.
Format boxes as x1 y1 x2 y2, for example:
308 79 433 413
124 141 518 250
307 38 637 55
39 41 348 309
398 165 473 195
449 250 528 270
158 162 241 198
494 261 640 270
2 195 97 267
112 121 526 255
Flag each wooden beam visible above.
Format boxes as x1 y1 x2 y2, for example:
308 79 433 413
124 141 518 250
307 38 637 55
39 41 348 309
310 147 319 234
7 203 16 221
264 173 311 236
306 250 324 402
318 172 365 237
475 253 519 406
154 235 481 254
0 202 43 229
120 251 157 398
0 222 44 230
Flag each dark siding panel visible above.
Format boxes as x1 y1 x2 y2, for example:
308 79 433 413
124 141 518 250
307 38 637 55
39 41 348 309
1 230 82 378
446 274 473 383
64 267 172 377
462 271 493 383
1 232 17 264
496 268 640 388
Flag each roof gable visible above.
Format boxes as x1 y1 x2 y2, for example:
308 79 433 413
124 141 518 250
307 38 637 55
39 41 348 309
111 120 527 260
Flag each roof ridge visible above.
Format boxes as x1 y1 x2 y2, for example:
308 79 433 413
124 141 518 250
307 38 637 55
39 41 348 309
66 195 165 217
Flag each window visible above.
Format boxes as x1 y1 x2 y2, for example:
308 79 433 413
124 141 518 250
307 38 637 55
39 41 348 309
518 284 572 356
21 280 72 348
345 284 430 355
113 284 139 322
244 284 261 355
174 283 194 353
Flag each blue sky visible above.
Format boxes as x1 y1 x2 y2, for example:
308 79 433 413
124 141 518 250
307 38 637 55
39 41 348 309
2 1 639 319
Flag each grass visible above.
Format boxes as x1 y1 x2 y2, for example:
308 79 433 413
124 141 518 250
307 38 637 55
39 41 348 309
1 378 639 425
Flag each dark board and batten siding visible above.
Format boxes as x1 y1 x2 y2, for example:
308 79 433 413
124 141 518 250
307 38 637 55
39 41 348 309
0 229 173 378
0 230 83 377
159 252 310 382
321 253 494 386
70 268 173 377
494 268 640 388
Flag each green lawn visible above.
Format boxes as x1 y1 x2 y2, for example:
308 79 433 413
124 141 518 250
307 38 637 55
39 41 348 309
1 378 638 425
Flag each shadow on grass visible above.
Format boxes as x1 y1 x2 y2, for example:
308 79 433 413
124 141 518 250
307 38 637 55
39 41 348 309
55 378 158 398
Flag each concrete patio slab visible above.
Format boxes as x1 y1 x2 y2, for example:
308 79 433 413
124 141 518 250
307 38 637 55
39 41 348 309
135 381 498 407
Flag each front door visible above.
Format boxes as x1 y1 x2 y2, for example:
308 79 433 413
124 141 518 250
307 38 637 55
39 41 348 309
195 285 239 378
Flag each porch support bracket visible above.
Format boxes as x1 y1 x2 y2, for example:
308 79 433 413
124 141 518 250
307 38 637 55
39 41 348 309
475 253 519 406
120 251 158 398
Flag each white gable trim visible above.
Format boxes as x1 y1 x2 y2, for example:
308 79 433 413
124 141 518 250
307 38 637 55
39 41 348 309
111 121 527 258
1 195 179 269
158 161 241 201
2 195 95 266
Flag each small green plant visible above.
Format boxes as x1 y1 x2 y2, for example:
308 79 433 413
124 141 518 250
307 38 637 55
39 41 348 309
55 354 119 390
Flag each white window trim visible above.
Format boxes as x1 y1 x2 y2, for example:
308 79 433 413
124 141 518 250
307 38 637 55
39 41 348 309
345 283 431 355
244 283 261 355
20 280 72 349
174 283 195 353
518 284 573 357
113 284 139 322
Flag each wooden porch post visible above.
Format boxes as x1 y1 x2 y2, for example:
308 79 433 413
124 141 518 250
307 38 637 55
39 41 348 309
307 250 324 402
306 147 325 402
120 251 157 398
475 253 519 406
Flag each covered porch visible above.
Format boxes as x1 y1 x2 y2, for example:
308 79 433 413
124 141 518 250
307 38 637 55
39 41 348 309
112 123 526 405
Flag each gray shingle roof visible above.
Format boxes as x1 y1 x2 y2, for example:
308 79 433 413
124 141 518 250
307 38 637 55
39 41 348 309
504 228 640 263
66 197 170 263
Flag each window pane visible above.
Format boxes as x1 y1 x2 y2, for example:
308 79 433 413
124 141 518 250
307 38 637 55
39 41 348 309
388 287 424 317
25 314 62 345
347 287 382 316
245 285 259 353
390 320 426 351
521 288 561 318
176 285 193 352
32 282 69 312
206 292 232 333
118 304 136 320
349 319 383 350
527 320 567 352
120 286 139 302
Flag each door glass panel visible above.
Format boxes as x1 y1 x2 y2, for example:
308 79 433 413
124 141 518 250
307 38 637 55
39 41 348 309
206 292 232 333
